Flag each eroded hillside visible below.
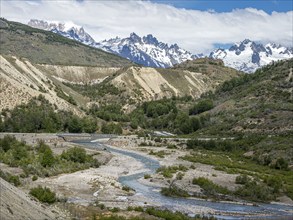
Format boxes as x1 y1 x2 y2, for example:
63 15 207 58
0 178 66 220
0 18 241 114
0 54 240 114
0 55 83 114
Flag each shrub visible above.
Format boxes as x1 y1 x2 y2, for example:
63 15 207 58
67 116 83 133
101 122 123 135
145 207 192 220
189 99 213 115
29 186 56 204
192 177 229 195
39 147 55 167
167 144 177 149
32 175 38 181
0 170 21 186
154 137 162 143
176 172 184 180
273 158 288 170
235 174 250 185
61 147 87 163
157 165 188 178
122 185 132 192
235 181 275 202
144 174 151 179
264 176 282 193
161 186 189 197
0 135 17 152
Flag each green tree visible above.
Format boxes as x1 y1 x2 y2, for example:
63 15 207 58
82 117 97 133
190 117 201 131
101 123 122 135
68 116 82 133
189 99 213 115
0 135 16 152
40 147 55 167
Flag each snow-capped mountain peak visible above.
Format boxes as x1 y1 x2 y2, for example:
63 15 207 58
210 39 293 72
28 19 293 72
142 34 159 45
28 19 95 45
94 32 197 68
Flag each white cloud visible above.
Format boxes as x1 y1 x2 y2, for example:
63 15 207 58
1 0 292 53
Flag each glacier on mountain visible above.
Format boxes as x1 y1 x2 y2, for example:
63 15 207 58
28 19 293 73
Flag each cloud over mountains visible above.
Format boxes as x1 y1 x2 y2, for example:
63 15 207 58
2 0 292 53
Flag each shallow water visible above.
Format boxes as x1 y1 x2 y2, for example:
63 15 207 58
77 139 293 219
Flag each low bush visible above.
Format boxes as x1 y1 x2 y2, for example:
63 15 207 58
144 174 151 179
192 177 229 195
122 185 132 192
189 99 213 115
235 180 275 202
167 144 177 149
61 147 87 163
149 150 167 158
273 157 289 170
235 174 250 185
161 186 189 197
0 170 21 186
29 186 56 204
157 165 188 178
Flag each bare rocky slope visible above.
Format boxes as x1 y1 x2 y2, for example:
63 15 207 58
0 178 66 220
0 54 240 113
0 18 241 113
0 55 84 114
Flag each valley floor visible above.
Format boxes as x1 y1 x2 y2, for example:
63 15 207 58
0 133 293 220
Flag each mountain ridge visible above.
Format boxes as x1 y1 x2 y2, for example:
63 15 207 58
0 18 132 67
27 19 293 73
94 32 198 68
210 39 293 73
27 19 199 68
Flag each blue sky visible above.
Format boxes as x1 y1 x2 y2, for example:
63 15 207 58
152 0 293 13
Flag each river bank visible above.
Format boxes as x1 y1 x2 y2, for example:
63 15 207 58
1 133 292 219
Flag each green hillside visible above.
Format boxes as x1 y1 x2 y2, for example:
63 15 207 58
0 18 132 67
200 58 293 135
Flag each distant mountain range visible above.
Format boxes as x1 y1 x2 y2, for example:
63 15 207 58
28 19 293 72
209 39 293 73
93 33 199 68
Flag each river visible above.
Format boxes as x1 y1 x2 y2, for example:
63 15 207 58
75 138 293 220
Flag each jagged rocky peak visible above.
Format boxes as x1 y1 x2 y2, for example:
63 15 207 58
128 32 141 42
210 39 293 73
142 34 159 45
27 19 293 72
95 32 196 68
